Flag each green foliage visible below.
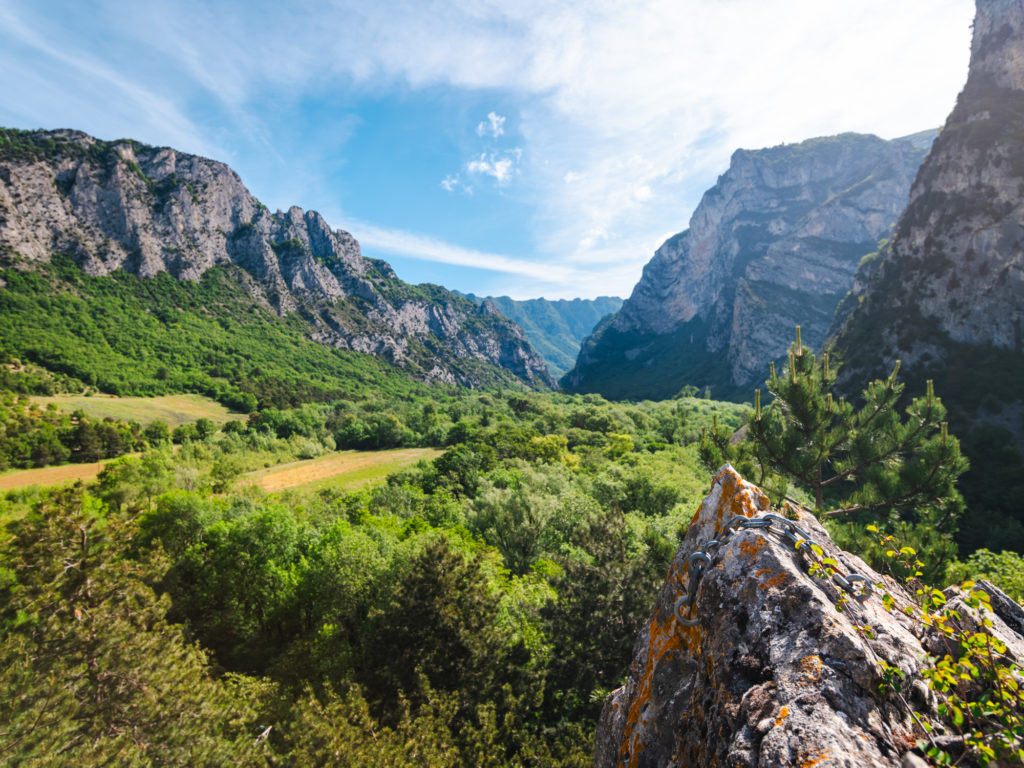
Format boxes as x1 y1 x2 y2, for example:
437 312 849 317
0 487 264 765
706 328 968 581
0 376 746 762
541 508 673 722
949 550 1024 604
0 393 142 470
0 256 430 409
868 526 1024 766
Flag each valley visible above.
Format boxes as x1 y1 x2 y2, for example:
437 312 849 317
0 1 1021 765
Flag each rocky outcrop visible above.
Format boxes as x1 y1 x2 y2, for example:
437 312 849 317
829 0 1024 551
595 465 1024 767
563 132 933 401
0 128 553 389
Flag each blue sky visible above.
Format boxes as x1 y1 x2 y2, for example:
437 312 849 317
0 0 974 299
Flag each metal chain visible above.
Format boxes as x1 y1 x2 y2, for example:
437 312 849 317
674 512 873 627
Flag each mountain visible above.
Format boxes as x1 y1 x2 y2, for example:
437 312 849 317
0 128 554 394
830 0 1024 550
457 293 623 379
562 131 935 401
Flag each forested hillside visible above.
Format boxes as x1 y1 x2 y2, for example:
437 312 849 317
460 293 623 379
0 386 748 765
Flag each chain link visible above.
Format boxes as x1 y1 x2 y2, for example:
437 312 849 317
674 512 873 627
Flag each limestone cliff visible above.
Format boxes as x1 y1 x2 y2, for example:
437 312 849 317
829 0 1024 550
0 128 553 389
595 466 1024 767
563 132 933 401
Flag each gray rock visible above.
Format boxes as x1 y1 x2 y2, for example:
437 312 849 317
595 465 1024 768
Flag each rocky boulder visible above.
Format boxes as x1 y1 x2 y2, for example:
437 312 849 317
595 465 1024 768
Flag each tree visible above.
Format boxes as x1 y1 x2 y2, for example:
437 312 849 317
357 537 531 722
0 486 263 765
541 509 673 723
704 327 968 578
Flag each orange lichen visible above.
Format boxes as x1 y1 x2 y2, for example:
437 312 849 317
774 706 790 726
799 751 830 768
757 570 788 590
739 537 767 558
617 467 772 768
800 654 823 682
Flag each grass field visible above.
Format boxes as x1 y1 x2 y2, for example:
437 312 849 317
0 460 107 492
29 394 243 427
245 448 442 493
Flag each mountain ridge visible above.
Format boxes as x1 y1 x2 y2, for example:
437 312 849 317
563 130 935 401
829 0 1024 551
457 292 623 379
0 127 554 390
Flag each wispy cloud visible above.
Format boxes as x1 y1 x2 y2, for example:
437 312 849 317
0 3 220 158
351 221 573 283
476 111 506 138
0 0 976 298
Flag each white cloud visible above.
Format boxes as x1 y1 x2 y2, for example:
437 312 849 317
0 0 977 297
633 185 653 202
466 151 520 185
476 111 506 138
351 221 573 283
440 174 460 192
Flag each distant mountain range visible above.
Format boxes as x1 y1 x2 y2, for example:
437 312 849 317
0 128 553 393
562 130 935 400
457 293 622 380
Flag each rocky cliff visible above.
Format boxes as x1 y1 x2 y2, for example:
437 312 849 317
595 465 1024 767
459 293 623 379
829 0 1024 551
563 132 934 401
0 128 553 389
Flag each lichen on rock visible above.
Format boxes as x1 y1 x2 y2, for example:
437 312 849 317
595 465 1023 768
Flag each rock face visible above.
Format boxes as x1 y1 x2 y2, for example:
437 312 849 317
594 465 1024 768
832 0 1024 378
459 293 623 379
0 128 553 389
563 132 933 401
829 0 1024 550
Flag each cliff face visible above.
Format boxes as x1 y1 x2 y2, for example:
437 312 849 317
0 129 553 389
595 466 1024 768
829 0 1024 551
833 0 1024 378
563 132 933 400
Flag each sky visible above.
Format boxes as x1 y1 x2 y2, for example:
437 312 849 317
0 0 975 300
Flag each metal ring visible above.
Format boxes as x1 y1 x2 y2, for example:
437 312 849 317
674 594 700 626
844 573 873 602
831 572 851 591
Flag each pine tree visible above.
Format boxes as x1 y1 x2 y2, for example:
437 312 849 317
702 327 968 577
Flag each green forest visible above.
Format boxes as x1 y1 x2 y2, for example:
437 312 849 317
1 258 1022 765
